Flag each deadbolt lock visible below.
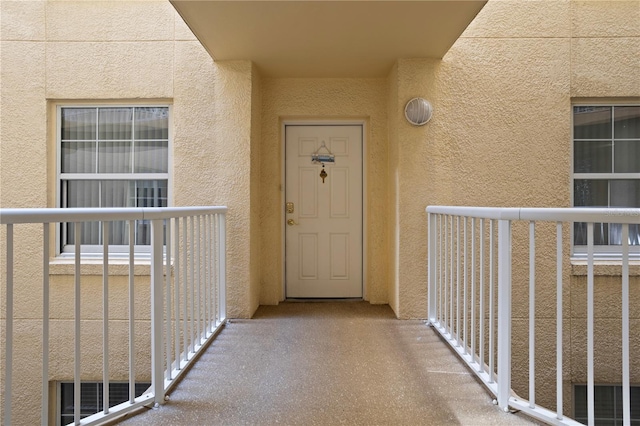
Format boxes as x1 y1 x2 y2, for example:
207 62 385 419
286 202 294 214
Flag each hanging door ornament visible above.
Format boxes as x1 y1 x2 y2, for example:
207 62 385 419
319 168 328 183
311 141 335 184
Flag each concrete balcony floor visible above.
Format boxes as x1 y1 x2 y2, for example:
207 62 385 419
118 302 538 426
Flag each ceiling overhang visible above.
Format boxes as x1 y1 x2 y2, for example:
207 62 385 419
171 1 487 78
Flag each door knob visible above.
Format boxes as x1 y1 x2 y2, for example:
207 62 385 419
287 219 298 226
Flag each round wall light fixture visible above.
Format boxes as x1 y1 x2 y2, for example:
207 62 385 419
404 97 433 126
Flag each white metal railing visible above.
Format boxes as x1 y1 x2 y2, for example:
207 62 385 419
427 206 639 426
1 207 227 426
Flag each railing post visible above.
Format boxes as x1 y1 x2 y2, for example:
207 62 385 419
128 219 136 403
150 218 165 406
428 212 437 324
42 223 50 426
217 213 227 321
621 224 630 426
497 219 512 412
4 224 14 426
558 221 565 421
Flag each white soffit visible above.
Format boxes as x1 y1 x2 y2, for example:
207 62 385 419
171 0 487 78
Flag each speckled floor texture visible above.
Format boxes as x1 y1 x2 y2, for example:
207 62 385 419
117 302 538 426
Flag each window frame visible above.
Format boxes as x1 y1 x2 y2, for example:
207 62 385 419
571 103 640 260
57 381 151 426
56 104 172 257
573 384 640 425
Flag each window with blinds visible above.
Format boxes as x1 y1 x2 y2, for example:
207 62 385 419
58 106 170 253
59 381 150 425
573 105 640 257
574 384 640 425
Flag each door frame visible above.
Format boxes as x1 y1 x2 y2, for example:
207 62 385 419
281 119 368 300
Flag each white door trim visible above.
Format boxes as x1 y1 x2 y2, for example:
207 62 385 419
281 119 368 300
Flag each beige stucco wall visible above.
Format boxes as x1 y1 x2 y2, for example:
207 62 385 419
258 78 389 305
209 59 258 318
250 64 263 313
1 2 260 424
385 0 640 413
1 0 639 423
386 63 400 315
390 5 572 318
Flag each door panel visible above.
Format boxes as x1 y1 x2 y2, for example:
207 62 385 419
299 233 318 280
299 168 318 218
285 125 363 298
330 168 349 217
330 233 349 280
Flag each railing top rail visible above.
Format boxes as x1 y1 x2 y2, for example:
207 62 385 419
426 206 640 224
0 206 228 225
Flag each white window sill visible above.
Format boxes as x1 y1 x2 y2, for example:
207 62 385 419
49 256 157 276
570 258 640 276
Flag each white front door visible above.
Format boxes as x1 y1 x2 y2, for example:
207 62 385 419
285 125 363 298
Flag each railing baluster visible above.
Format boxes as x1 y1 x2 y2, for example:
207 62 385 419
428 213 436 323
471 218 476 365
621 224 630 426
189 216 195 353
438 215 443 325
218 213 227 320
174 217 181 371
128 219 136 403
444 216 448 332
489 220 495 383
529 221 535 409
203 215 209 335
196 215 201 344
74 222 81 425
463 217 468 355
210 215 215 329
150 218 165 406
204 215 209 330
183 217 189 360
556 221 563 421
212 215 218 325
166 219 173 380
450 215 454 336
587 222 595 426
202 215 206 331
42 223 50 426
200 216 209 336
456 216 461 346
497 219 512 412
4 224 14 426
103 222 110 414
479 218 485 374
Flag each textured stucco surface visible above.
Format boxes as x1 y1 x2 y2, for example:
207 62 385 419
382 0 640 414
0 0 46 41
570 0 640 97
44 1 175 41
250 64 262 314
1 3 257 424
1 0 639 423
1 40 47 208
571 0 640 37
209 59 256 319
387 62 400 315
384 1 638 308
